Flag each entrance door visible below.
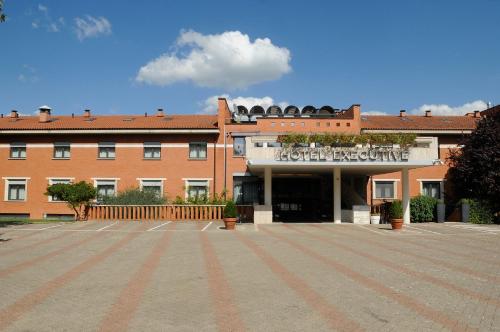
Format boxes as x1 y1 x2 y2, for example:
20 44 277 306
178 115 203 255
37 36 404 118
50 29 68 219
272 176 332 222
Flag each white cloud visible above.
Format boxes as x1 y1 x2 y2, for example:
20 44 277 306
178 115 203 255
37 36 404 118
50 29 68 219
361 111 388 115
200 95 288 114
31 4 64 32
74 15 112 41
136 30 292 89
18 64 39 83
410 100 487 116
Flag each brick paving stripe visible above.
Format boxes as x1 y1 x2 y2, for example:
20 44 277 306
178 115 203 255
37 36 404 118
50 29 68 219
98 224 176 332
262 226 475 332
200 232 246 332
235 231 363 332
0 228 144 331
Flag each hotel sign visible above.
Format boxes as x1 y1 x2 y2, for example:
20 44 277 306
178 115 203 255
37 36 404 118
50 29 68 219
275 146 410 162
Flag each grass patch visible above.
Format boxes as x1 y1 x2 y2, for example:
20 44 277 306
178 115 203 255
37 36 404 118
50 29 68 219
0 218 76 227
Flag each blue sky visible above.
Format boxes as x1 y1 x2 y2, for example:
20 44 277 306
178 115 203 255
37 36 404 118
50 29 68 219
1 0 499 116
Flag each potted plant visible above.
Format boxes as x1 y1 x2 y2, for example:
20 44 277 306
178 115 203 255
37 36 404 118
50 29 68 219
370 211 381 224
389 200 404 230
223 200 238 230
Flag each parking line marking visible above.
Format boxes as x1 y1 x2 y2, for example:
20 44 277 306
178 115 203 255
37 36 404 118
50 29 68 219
96 222 118 232
359 225 387 235
406 225 443 235
38 224 63 230
201 222 213 232
147 221 171 232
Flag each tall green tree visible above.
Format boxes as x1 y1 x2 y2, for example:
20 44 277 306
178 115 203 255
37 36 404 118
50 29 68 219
447 110 500 216
45 182 97 220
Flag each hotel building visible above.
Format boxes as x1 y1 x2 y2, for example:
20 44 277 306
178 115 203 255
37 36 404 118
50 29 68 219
0 98 487 223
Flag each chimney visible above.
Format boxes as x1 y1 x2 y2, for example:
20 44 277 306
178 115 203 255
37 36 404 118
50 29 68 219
399 110 406 117
156 108 164 117
10 110 19 118
474 110 480 118
83 109 91 118
425 110 432 117
38 106 52 123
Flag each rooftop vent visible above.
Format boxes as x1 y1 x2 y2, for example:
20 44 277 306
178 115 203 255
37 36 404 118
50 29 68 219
399 110 406 117
474 110 480 118
156 108 165 117
425 110 432 117
83 109 91 118
38 105 52 123
10 110 19 119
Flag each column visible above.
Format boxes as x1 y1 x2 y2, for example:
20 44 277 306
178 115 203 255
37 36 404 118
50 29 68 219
402 168 410 224
333 167 341 224
264 167 272 206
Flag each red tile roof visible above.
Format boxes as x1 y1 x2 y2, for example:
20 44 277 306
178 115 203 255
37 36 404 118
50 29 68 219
0 114 218 130
361 115 479 131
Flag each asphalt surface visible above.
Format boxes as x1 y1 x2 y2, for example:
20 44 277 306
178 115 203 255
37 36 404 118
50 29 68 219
1 221 499 331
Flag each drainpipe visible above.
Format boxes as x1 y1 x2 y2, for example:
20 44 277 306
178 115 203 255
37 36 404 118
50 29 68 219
223 124 227 199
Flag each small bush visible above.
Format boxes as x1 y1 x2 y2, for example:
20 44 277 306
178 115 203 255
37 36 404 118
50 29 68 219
223 200 238 218
389 200 403 219
410 195 437 223
463 199 494 224
101 188 166 205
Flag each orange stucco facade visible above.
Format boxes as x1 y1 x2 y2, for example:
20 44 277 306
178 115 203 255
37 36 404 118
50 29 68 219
0 99 484 220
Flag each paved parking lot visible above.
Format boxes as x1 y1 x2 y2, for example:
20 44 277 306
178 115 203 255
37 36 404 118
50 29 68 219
0 221 499 331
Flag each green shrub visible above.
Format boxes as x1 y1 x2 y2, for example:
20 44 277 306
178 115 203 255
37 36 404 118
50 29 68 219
463 199 494 224
101 188 166 205
45 181 96 220
410 195 437 222
223 200 238 218
389 200 403 219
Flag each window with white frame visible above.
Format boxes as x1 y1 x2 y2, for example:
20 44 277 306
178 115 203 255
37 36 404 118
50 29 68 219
421 181 442 200
53 142 71 159
95 179 117 201
374 181 396 199
10 143 26 159
143 142 161 159
189 142 207 159
5 179 28 201
140 179 163 197
48 178 72 201
186 180 209 200
98 142 115 159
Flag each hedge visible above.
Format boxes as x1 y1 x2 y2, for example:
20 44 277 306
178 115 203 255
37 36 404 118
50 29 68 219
463 199 494 224
410 195 437 222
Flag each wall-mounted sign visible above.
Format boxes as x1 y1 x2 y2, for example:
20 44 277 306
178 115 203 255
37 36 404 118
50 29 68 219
275 146 410 162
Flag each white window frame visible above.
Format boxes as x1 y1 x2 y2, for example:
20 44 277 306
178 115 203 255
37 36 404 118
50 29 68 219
10 143 26 159
53 142 71 159
418 179 444 200
183 178 211 200
143 142 161 159
93 178 119 200
137 178 166 197
47 178 74 202
98 142 116 159
3 177 30 202
372 179 399 199
188 142 207 159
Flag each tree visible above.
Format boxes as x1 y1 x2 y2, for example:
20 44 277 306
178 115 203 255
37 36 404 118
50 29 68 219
447 110 500 218
45 181 97 220
0 0 6 22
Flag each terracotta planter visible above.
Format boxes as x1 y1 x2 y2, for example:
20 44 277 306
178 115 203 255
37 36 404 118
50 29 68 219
224 217 237 230
391 218 403 230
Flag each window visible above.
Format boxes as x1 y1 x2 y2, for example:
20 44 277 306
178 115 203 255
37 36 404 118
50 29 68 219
186 180 209 200
233 176 260 205
422 181 442 200
10 143 26 159
374 181 396 199
98 142 115 159
267 142 282 147
48 178 72 201
144 142 161 159
95 179 117 201
233 137 246 156
140 179 163 197
5 179 27 201
189 142 207 159
53 142 71 159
